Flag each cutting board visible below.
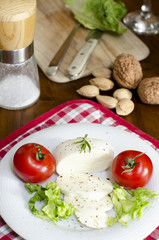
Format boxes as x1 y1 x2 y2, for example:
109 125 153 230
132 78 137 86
34 0 150 83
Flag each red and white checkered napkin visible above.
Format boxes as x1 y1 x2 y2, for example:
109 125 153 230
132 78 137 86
0 100 159 240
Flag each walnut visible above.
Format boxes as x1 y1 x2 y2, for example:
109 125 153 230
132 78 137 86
137 77 159 104
113 53 143 89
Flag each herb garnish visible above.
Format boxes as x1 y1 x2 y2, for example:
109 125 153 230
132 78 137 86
73 134 91 153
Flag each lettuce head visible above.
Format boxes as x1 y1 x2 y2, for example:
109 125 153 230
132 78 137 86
65 0 127 34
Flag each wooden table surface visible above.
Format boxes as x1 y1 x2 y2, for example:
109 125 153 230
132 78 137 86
0 0 159 142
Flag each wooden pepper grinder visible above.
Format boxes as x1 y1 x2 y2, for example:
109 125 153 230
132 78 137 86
0 0 40 110
0 0 36 50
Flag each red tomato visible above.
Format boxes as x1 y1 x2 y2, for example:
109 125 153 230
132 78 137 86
112 150 153 189
13 143 56 183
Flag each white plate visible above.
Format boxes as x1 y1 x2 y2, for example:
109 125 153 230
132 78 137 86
0 123 159 240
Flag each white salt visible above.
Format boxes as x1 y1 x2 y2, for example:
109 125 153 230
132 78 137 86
0 74 40 110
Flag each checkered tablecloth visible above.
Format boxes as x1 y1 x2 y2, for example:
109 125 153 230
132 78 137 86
0 99 159 240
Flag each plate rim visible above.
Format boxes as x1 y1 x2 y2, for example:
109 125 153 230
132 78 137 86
0 123 159 240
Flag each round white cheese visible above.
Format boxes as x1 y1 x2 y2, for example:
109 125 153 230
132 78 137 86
55 137 114 174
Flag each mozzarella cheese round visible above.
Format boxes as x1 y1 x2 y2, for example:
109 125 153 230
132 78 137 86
55 137 114 174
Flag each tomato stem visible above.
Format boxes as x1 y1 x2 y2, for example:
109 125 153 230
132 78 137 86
34 145 46 160
121 152 144 174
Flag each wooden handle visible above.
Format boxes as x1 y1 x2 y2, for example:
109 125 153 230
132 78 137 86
0 0 36 50
67 39 98 80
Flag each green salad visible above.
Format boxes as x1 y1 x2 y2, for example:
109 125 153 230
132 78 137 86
65 0 127 34
107 183 159 226
26 181 159 227
26 182 75 224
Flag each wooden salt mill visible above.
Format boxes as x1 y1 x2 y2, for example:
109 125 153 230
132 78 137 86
0 0 40 110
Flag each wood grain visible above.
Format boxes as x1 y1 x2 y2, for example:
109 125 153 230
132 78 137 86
34 0 149 83
0 0 36 50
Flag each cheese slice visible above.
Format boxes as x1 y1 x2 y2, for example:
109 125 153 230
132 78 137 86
55 137 114 175
75 210 108 229
56 173 113 199
64 194 113 213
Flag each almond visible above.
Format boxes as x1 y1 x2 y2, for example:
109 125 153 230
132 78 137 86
96 95 118 109
77 85 99 98
90 78 114 91
113 88 132 100
116 98 134 116
92 67 112 79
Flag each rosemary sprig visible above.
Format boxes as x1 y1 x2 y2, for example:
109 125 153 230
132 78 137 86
73 134 91 153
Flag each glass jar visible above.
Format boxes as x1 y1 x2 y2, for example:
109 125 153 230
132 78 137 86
0 42 40 110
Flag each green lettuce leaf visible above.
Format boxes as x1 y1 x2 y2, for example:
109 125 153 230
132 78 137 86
26 182 75 224
107 183 159 227
65 0 127 34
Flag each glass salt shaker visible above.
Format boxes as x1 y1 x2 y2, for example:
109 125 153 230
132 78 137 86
0 0 40 110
